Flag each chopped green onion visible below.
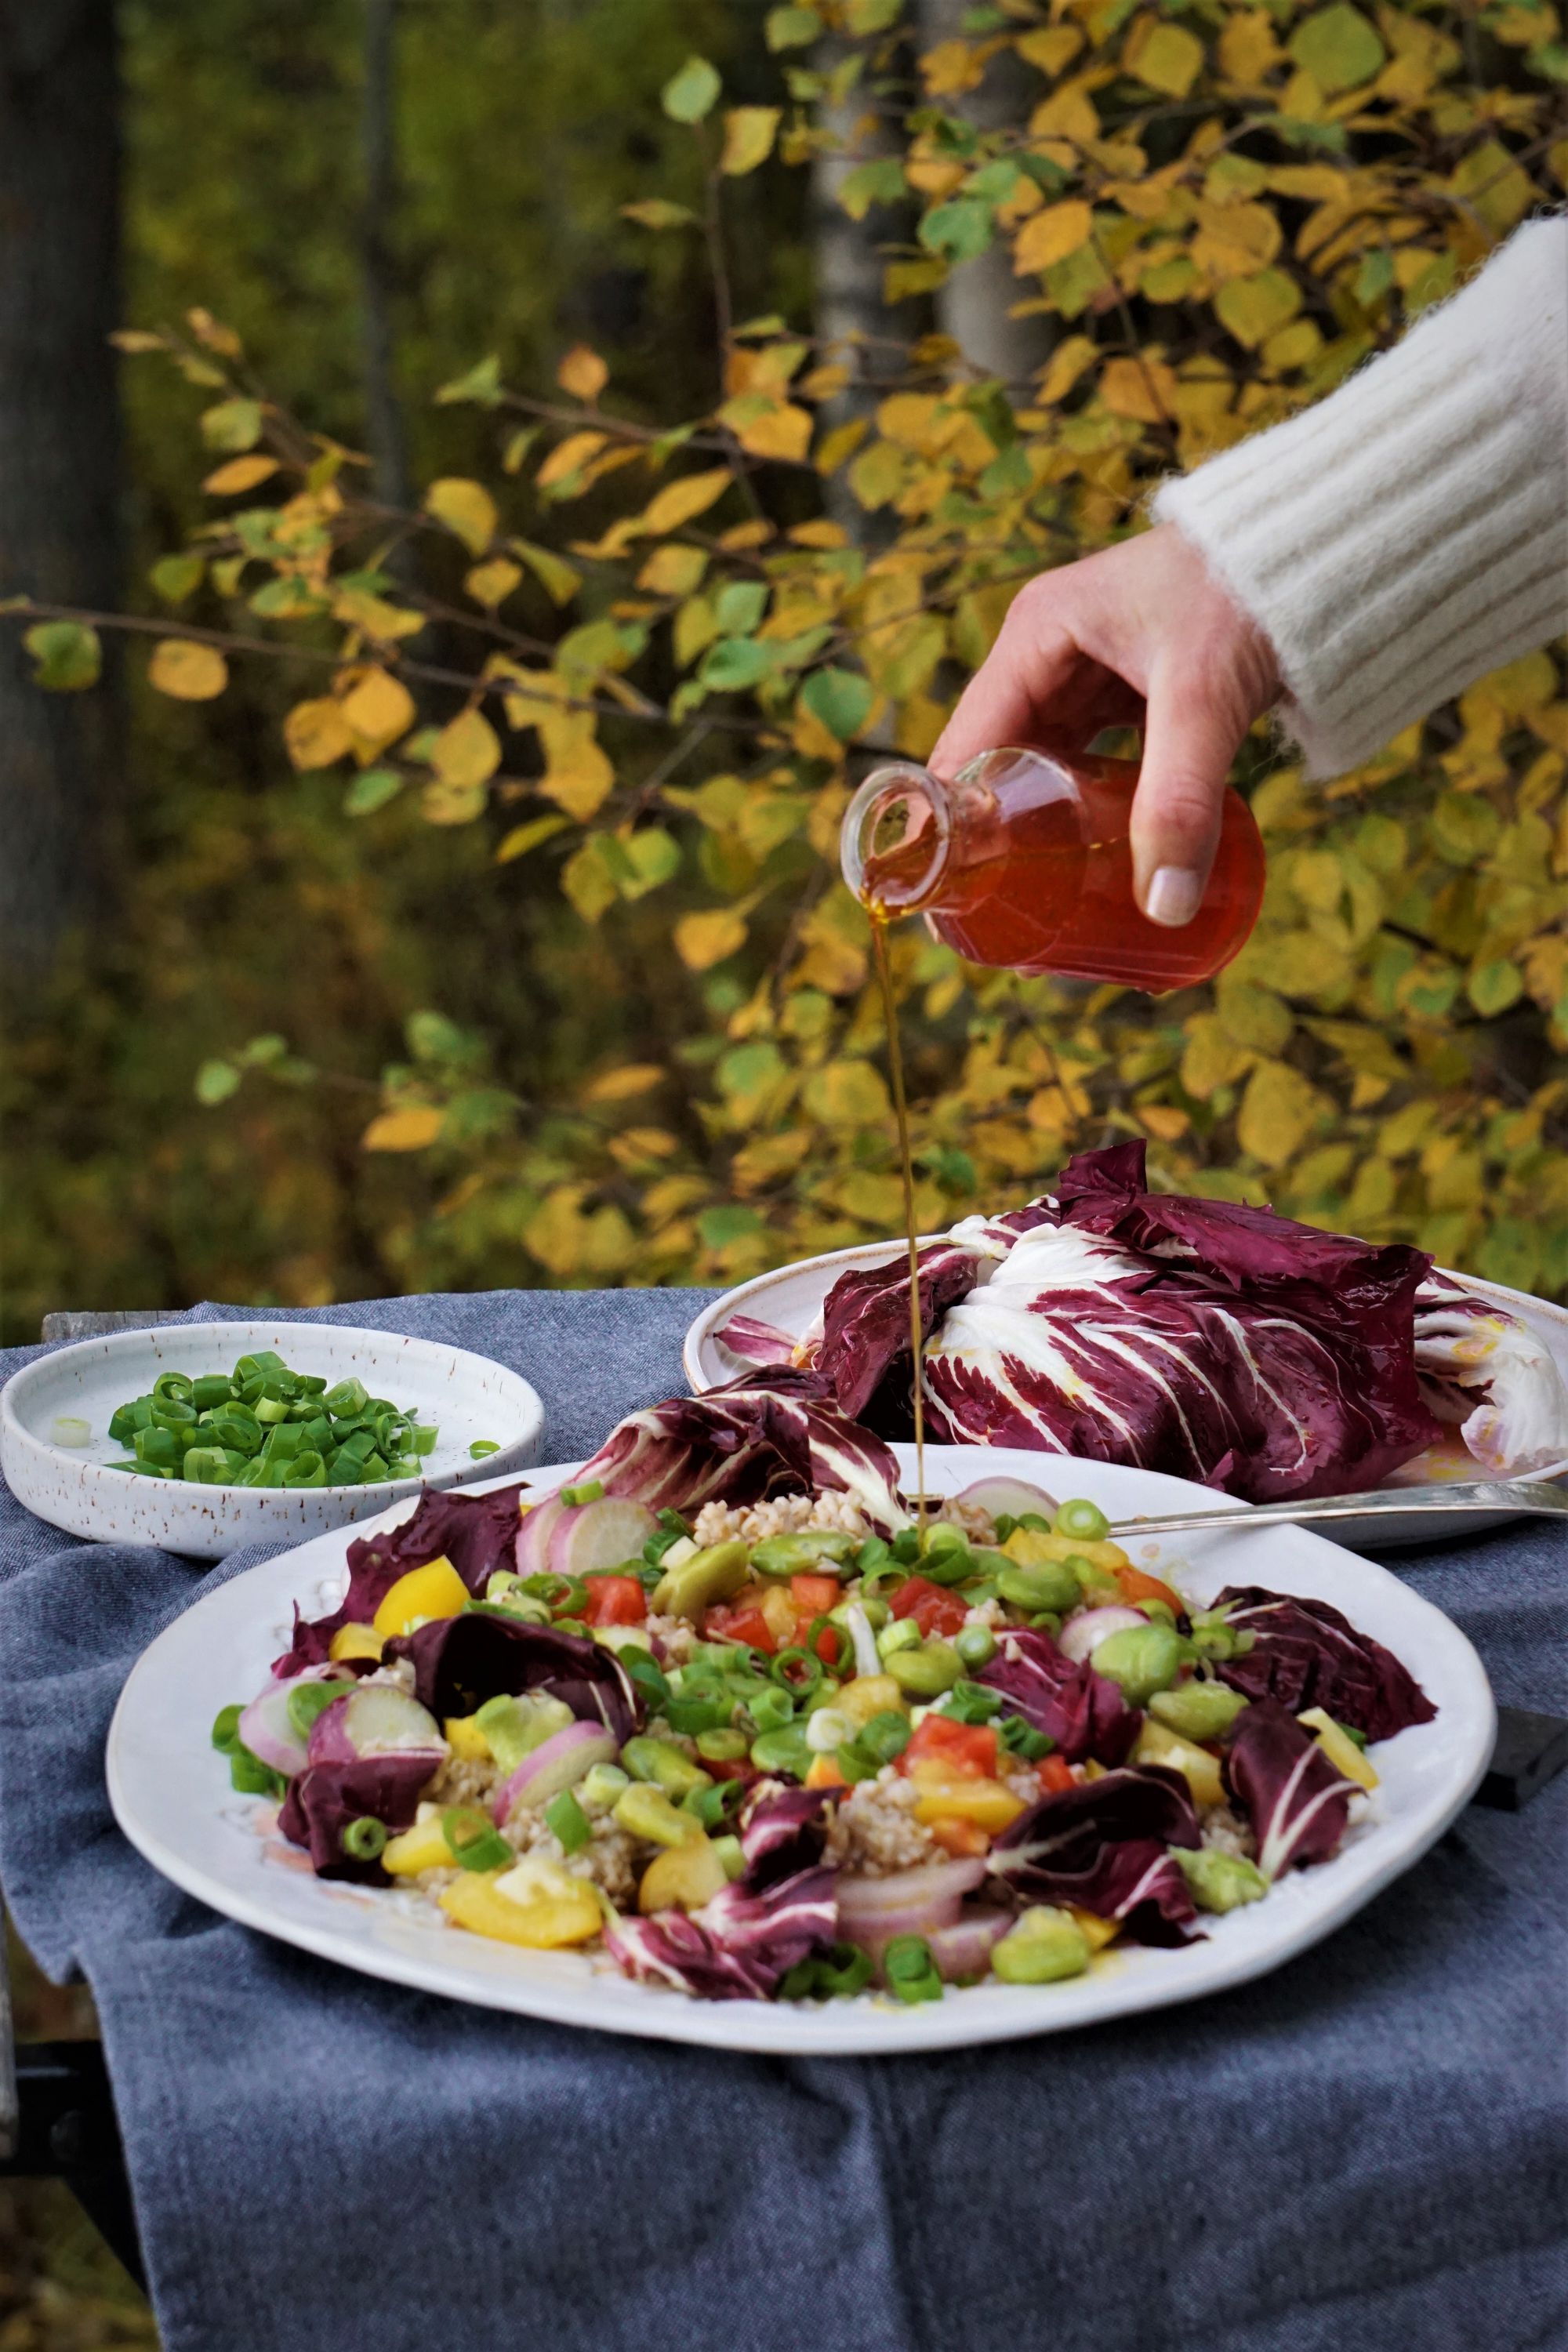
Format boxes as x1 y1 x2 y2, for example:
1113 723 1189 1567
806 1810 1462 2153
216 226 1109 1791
469 1439 500 1461
779 1942 876 2001
999 1715 1054 1761
441 1807 512 1872
323 1377 368 1417
229 1743 285 1798
49 1416 92 1447
285 1680 348 1742
769 1646 824 1699
342 1817 388 1862
211 1703 244 1753
412 1425 438 1456
857 1711 911 1765
1054 1497 1110 1543
943 1680 1003 1726
103 1355 438 1488
560 1478 604 1507
544 1790 592 1853
882 1934 944 2005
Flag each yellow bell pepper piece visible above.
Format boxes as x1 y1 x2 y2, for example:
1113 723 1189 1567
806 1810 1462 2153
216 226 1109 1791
1067 1907 1120 1953
759 1585 799 1648
639 1835 728 1915
328 1622 383 1664
1133 1717 1226 1809
909 1769 1027 1832
1298 1707 1379 1791
382 1809 453 1878
838 1674 906 1727
443 1713 492 1763
372 1556 469 1639
439 1871 601 1950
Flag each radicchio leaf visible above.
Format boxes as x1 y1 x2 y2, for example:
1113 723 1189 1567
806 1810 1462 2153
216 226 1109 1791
987 1766 1201 1946
271 1482 530 1675
569 1367 910 1532
713 1315 801 1369
384 1613 641 1745
815 1242 983 1424
1413 1272 1568 1475
603 1866 838 2000
277 1752 438 1884
738 1781 833 1886
1224 1700 1358 1879
1214 1587 1436 1742
975 1625 1141 1765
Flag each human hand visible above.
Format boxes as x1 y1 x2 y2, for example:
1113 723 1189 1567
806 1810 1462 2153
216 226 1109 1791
929 524 1281 927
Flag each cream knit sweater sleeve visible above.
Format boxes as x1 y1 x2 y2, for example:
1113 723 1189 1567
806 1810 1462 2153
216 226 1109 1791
1152 216 1568 779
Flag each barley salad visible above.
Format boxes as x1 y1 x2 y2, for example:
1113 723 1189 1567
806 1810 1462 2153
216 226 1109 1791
216 1370 1437 2005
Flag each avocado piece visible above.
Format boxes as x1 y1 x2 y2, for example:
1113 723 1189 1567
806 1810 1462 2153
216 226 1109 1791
651 1538 751 1621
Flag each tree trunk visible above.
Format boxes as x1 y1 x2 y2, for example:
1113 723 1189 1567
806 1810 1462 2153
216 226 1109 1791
916 0 1057 390
361 0 410 522
0 1 123 983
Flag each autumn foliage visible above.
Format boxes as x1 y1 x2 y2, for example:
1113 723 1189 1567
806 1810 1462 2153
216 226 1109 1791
16 0 1568 1305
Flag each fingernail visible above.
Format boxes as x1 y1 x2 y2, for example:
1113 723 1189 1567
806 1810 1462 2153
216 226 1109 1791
1145 866 1203 928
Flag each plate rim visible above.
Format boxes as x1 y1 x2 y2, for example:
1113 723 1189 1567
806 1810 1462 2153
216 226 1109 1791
106 1446 1497 2056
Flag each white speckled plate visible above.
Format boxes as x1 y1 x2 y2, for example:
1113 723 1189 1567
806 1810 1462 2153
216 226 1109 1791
107 1446 1494 2054
1 1321 544 1559
684 1247 1568 1550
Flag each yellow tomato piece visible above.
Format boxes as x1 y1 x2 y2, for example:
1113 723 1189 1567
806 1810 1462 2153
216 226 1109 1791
328 1622 383 1664
1133 1717 1226 1809
443 1713 492 1762
1298 1707 1379 1791
759 1585 799 1647
372 1556 469 1639
910 1773 1027 1831
382 1815 453 1877
1001 1528 1128 1574
639 1835 728 1915
439 1872 601 1950
805 1755 846 1790
838 1674 906 1727
1067 1907 1120 1953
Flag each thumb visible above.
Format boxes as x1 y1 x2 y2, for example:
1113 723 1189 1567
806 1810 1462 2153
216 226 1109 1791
1130 664 1247 927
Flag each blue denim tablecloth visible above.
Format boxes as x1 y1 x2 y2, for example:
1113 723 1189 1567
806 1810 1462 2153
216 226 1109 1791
1 1290 1564 2352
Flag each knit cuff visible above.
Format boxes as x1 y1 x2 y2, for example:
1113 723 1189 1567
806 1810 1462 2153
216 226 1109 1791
1152 218 1568 779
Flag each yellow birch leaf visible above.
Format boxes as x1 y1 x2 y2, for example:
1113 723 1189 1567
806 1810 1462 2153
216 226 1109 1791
423 477 498 555
1128 20 1205 97
1214 268 1302 348
148 638 228 701
283 695 355 769
432 707 502 789
340 667 416 747
1237 1060 1322 1167
511 540 583 605
803 1059 893 1125
535 431 610 491
1014 199 1094 274
465 557 524 608
1450 140 1535 236
1029 81 1101 144
1218 9 1279 85
557 345 608 401
1192 201 1283 278
639 467 733 535
674 909 749 970
361 1106 444 1152
720 106 780 176
421 779 488 826
583 1063 665 1102
1017 25 1083 74
201 454 279 495
727 401 813 463
1099 356 1177 421
637 543 708 596
539 710 615 819
920 39 986 96
1037 334 1098 405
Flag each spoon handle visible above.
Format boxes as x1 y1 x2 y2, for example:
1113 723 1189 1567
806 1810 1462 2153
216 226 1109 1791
1106 1479 1568 1540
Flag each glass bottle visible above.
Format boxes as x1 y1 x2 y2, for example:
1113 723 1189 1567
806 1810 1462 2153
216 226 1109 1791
840 739 1264 993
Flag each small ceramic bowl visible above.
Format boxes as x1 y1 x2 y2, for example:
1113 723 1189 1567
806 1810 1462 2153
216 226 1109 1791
0 1321 544 1559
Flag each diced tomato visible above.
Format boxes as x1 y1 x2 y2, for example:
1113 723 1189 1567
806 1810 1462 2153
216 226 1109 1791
1113 1564 1185 1615
901 1715 998 1780
579 1574 646 1628
704 1598 776 1654
928 1817 990 1858
890 1575 968 1641
790 1572 840 1620
805 1754 846 1790
706 1757 760 1787
1038 1755 1076 1795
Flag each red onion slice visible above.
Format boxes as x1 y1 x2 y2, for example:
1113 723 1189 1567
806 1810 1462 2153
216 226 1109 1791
492 1721 618 1824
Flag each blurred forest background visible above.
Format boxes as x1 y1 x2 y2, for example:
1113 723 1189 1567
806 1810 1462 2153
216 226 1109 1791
1 0 1564 2333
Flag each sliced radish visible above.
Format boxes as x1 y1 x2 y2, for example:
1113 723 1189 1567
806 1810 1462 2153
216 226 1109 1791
1056 1604 1145 1664
926 1907 1012 1982
514 1493 565 1577
546 1497 659 1581
238 1675 326 1777
836 1856 986 1961
492 1722 618 1823
307 1683 445 1766
953 1475 1060 1524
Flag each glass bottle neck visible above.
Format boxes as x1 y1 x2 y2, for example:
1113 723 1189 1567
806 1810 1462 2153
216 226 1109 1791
841 760 1007 915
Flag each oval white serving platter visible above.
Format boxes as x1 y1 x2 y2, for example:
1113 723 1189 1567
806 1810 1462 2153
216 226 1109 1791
2 1321 544 1559
107 1444 1494 2056
684 1247 1568 1549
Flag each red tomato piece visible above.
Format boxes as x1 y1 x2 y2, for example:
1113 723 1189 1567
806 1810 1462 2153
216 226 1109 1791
890 1576 968 1641
789 1573 840 1621
704 1599 776 1654
902 1715 998 1780
1113 1564 1185 1615
1038 1755 1076 1795
579 1574 647 1628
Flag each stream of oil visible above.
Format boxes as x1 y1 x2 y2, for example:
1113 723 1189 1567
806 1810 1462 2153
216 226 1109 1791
869 910 926 1526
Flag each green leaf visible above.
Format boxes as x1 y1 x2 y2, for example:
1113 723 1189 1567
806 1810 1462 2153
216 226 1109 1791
24 620 101 691
1468 958 1524 1018
838 158 906 220
801 666 875 742
495 812 570 863
195 1058 240 1106
766 5 822 49
1354 247 1394 308
150 553 205 604
715 580 768 636
199 397 263 452
662 55 722 122
699 637 777 691
434 354 503 407
699 1203 764 1247
919 198 993 263
621 198 701 230
511 539 582 607
344 765 403 817
615 826 683 898
1287 4 1386 92
407 1009 470 1063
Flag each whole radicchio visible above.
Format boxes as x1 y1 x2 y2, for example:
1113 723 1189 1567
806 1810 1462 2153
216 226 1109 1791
987 1766 1201 1946
273 1482 530 1675
1214 1588 1436 1743
277 1752 438 1884
603 1786 837 2002
568 1367 910 1533
385 1613 641 1746
1224 1701 1358 1879
976 1626 1141 1766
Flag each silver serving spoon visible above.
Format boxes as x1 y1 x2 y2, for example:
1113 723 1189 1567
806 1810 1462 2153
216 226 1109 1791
1105 1479 1568 1541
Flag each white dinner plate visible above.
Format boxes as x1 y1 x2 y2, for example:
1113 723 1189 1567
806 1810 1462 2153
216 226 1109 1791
2 1321 544 1559
684 1245 1568 1550
107 1445 1494 2056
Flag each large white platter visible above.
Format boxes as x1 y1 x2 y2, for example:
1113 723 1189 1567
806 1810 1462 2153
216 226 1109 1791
107 1445 1494 2056
2 1321 544 1559
684 1245 1568 1550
